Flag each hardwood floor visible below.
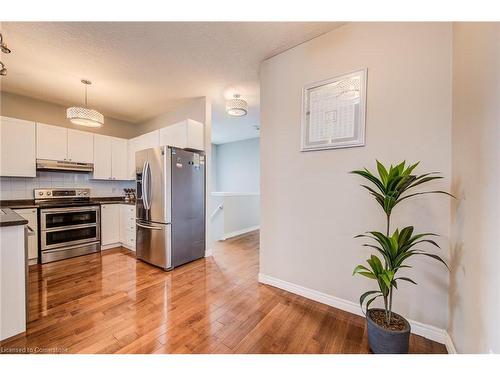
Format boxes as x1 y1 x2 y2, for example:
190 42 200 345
0 230 446 354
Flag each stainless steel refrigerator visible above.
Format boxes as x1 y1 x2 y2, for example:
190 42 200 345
135 146 205 270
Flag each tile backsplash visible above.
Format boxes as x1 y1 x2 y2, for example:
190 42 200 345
0 171 135 200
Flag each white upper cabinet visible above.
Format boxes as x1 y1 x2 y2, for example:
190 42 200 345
36 123 94 164
93 134 129 180
159 119 204 151
36 123 68 161
111 138 128 180
127 130 160 180
93 134 112 179
0 117 36 177
127 137 140 180
67 129 94 163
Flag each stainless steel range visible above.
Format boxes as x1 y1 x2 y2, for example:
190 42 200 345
35 188 100 264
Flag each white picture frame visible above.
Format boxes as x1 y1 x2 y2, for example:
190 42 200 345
301 69 367 152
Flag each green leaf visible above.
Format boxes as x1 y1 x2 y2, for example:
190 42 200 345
415 252 449 270
376 160 389 187
412 239 441 249
396 277 417 285
350 170 385 193
368 255 384 274
359 272 377 279
353 264 371 275
364 294 382 315
397 190 455 204
380 273 392 288
405 161 420 175
359 290 380 307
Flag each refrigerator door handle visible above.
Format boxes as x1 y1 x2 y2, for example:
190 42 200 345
136 221 163 230
142 161 149 210
145 161 152 210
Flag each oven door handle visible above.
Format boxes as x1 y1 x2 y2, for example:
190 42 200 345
42 223 98 233
39 205 100 214
136 221 163 230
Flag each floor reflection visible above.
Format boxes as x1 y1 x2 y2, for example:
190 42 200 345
0 230 446 354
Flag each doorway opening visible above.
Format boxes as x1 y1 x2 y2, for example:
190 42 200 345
209 96 260 248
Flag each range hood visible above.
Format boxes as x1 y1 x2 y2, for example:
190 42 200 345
36 159 94 173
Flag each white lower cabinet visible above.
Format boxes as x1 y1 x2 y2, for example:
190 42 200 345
100 204 120 247
13 208 38 263
101 204 135 251
119 205 136 251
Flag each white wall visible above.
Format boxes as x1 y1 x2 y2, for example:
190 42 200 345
260 23 452 330
211 193 260 240
1 92 140 138
211 144 218 192
211 137 260 240
213 137 260 193
449 22 500 354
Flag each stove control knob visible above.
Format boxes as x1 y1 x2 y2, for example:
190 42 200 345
38 191 44 196
83 191 88 196
77 191 82 196
47 191 52 196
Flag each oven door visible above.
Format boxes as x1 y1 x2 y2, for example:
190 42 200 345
40 206 99 230
40 206 100 250
41 225 100 250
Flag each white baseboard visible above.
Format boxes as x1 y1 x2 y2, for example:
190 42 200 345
222 225 260 240
28 258 38 266
101 243 122 251
121 243 136 252
445 332 457 354
205 248 213 257
102 242 136 252
258 273 451 349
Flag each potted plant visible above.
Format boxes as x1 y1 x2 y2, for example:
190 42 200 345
351 161 452 354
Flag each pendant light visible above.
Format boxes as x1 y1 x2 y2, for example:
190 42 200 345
66 79 104 128
226 94 248 117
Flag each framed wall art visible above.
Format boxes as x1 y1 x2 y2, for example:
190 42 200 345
301 69 367 152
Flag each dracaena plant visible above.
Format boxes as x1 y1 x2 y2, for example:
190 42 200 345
351 161 452 325
351 160 451 237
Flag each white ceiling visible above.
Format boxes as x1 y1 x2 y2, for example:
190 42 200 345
0 22 344 143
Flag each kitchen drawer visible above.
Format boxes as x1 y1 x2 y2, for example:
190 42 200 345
122 223 136 232
123 215 135 224
123 235 136 248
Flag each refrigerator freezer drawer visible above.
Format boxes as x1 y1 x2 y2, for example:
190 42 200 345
136 220 171 270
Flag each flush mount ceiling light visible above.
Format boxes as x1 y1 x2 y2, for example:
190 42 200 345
226 94 248 117
0 33 11 54
66 79 104 128
0 33 11 77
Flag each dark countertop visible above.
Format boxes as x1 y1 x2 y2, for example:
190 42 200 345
0 198 136 209
0 207 29 227
0 200 38 209
94 197 136 206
